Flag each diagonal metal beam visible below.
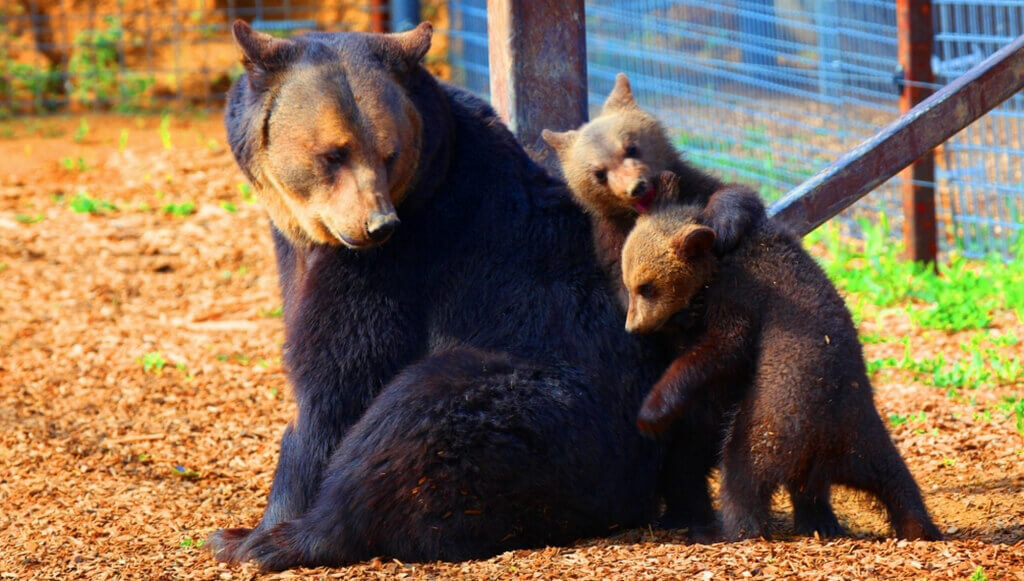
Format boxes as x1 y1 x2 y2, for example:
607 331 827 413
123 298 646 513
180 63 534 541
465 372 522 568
769 34 1024 238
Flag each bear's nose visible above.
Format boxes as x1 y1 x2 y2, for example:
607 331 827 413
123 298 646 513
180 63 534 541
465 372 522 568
366 212 400 242
629 179 649 198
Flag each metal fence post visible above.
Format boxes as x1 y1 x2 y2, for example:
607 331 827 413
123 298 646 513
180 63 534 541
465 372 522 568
486 0 587 173
898 0 937 263
390 0 420 32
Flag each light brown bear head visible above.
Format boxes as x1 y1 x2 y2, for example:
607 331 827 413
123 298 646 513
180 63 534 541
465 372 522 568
542 73 682 220
621 207 717 333
228 21 433 249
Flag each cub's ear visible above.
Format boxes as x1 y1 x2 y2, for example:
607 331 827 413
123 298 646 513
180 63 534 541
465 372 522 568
671 225 716 262
602 73 639 113
232 20 300 91
378 22 434 74
541 129 578 155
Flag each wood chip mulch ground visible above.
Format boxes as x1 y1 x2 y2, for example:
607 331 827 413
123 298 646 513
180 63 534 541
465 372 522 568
1 114 1022 580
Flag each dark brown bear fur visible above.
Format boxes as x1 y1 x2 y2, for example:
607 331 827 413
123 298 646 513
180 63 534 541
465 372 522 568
542 77 762 540
621 186 942 541
209 23 670 571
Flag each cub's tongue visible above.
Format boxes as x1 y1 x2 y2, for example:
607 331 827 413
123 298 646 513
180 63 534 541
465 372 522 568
633 183 657 213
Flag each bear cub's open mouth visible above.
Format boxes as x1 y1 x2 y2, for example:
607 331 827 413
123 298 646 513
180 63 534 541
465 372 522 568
633 182 658 213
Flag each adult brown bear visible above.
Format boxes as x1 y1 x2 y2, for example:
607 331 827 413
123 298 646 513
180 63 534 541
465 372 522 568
207 22 675 571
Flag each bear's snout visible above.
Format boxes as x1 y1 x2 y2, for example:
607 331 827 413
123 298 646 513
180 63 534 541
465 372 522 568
366 211 400 243
628 178 649 199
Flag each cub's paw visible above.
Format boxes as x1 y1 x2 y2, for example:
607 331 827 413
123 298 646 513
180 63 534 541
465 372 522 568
699 184 765 255
636 403 675 436
794 513 845 539
636 386 687 436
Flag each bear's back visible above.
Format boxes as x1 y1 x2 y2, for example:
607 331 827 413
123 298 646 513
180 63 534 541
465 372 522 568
720 219 868 401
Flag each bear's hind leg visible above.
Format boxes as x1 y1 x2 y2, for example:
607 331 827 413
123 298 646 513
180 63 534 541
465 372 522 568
719 420 775 540
788 465 843 538
237 347 655 569
837 411 942 541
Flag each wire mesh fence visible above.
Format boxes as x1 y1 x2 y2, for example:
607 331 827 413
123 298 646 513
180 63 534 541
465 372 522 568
449 0 1024 257
0 1 384 114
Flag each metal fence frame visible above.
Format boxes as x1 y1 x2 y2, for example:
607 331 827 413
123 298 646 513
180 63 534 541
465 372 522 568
449 0 1024 258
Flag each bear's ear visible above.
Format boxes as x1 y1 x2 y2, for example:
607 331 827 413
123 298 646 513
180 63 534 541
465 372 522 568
671 225 716 262
602 73 639 113
378 22 434 74
541 129 578 155
232 20 300 91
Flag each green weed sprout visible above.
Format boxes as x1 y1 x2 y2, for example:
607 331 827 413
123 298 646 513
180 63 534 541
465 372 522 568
69 192 117 214
159 114 173 150
162 201 195 217
141 351 166 373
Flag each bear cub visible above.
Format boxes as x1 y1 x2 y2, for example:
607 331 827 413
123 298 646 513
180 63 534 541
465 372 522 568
542 75 761 540
542 73 745 306
620 182 942 541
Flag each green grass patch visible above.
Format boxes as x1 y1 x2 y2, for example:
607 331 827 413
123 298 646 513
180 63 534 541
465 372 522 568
810 220 1023 404
811 216 1024 331
161 201 195 217
69 192 117 214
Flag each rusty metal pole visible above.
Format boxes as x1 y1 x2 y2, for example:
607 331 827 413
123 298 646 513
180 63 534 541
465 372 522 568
370 0 390 33
898 0 937 263
768 34 1024 238
487 0 588 172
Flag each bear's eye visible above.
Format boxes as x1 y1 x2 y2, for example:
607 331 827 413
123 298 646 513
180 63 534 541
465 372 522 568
320 146 350 171
624 143 639 158
637 282 657 300
384 150 399 171
593 168 608 185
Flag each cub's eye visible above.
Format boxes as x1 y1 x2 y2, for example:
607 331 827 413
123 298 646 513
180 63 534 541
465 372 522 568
637 282 657 300
384 150 399 171
593 169 608 185
624 143 639 158
320 146 350 171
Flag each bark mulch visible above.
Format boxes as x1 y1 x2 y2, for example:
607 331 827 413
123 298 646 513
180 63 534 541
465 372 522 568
1 114 1021 580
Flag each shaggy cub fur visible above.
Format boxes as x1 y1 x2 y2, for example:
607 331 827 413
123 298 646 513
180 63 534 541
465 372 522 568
620 186 942 541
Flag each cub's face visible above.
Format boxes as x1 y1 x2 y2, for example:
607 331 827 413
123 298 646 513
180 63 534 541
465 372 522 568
542 74 679 219
622 219 716 334
229 22 431 249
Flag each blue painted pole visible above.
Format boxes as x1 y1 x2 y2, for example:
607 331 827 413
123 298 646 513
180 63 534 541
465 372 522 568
390 0 420 32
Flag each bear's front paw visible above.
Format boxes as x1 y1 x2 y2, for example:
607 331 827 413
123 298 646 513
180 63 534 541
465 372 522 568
636 386 688 436
636 405 673 436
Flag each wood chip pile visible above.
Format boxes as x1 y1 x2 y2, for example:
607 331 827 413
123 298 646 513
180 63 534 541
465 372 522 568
1 115 1021 580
